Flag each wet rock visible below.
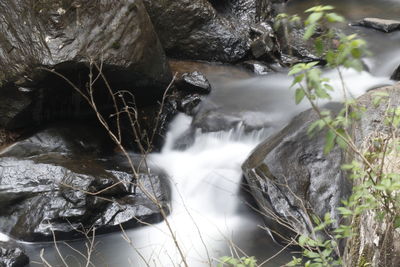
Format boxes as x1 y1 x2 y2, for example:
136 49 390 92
353 18 400 33
242 103 351 240
191 100 277 134
177 94 203 115
176 71 212 95
0 241 29 267
0 0 171 130
391 65 400 81
276 23 321 64
143 0 273 62
0 123 170 241
251 34 275 59
242 60 271 75
193 110 243 133
250 22 276 59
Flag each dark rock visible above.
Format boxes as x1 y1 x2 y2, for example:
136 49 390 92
177 94 203 115
133 97 179 152
0 0 172 130
242 60 271 75
0 123 170 241
0 241 29 267
251 34 275 58
353 18 400 33
276 24 321 64
250 22 276 59
391 65 400 81
176 71 212 95
193 108 244 133
242 103 351 240
191 101 277 134
143 0 273 62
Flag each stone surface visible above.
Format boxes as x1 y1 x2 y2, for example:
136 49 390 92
242 60 271 75
391 65 400 81
353 17 400 33
177 94 203 115
0 123 170 242
344 84 400 267
0 0 171 130
250 22 276 59
242 103 351 240
275 23 321 64
0 241 29 267
143 0 273 62
176 71 212 95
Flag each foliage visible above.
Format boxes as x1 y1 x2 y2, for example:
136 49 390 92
217 256 257 267
276 5 400 267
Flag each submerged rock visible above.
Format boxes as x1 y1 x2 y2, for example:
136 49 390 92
0 123 170 242
353 18 400 33
0 241 29 267
242 103 351 240
0 0 171 130
143 0 273 62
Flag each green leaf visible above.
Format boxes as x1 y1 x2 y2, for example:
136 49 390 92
315 38 324 55
336 135 347 149
306 12 323 25
295 88 306 104
324 129 336 154
395 216 400 229
291 74 305 87
288 64 305 76
325 12 345 23
305 5 334 13
304 24 316 40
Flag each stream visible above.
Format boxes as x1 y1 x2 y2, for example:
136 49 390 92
8 0 400 266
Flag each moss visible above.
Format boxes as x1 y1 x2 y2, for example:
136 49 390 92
128 3 137 12
111 41 121 50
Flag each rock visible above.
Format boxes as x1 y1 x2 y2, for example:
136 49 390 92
193 109 244 133
242 60 271 75
191 100 278 134
0 123 170 241
391 65 400 81
176 71 212 95
242 103 351 240
177 94 203 115
0 241 29 267
0 0 172 130
250 22 276 59
353 18 400 33
143 0 273 62
251 34 275 58
275 22 321 64
343 84 400 267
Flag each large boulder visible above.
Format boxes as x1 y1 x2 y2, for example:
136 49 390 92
344 83 400 267
0 241 29 267
0 123 170 241
242 103 351 240
143 0 274 62
0 0 172 130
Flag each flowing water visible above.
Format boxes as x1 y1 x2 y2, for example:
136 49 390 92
12 0 400 266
